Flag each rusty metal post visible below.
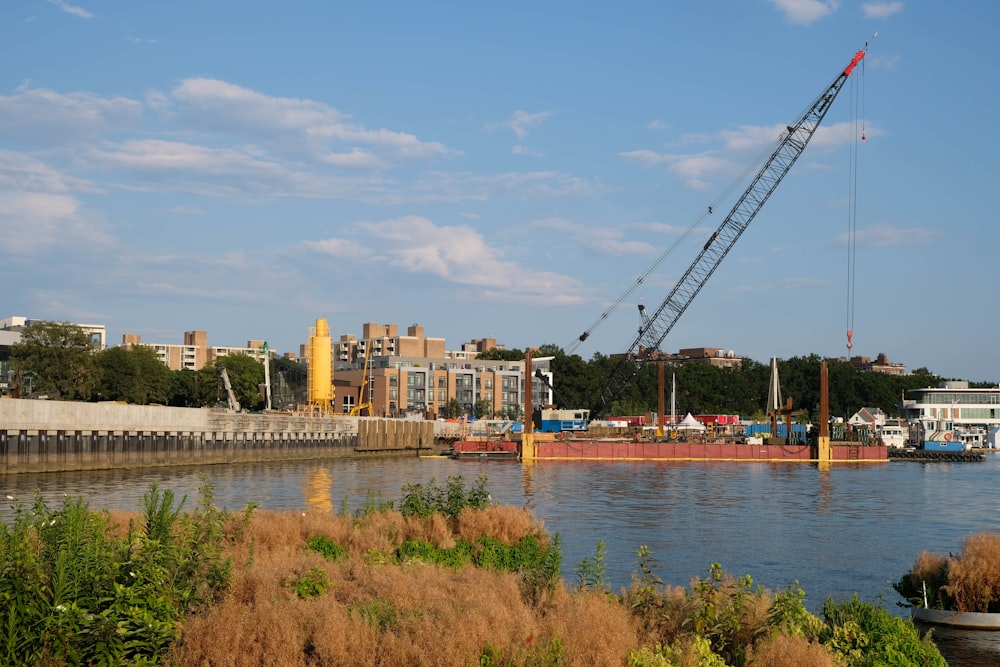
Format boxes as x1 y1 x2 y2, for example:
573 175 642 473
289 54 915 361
657 362 665 438
521 350 534 460
819 361 831 461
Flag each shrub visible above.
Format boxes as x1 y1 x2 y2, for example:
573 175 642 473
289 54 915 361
820 595 945 666
308 535 348 562
745 633 840 667
895 530 1000 612
943 531 1000 612
0 483 237 666
574 540 610 593
399 475 491 519
290 566 329 599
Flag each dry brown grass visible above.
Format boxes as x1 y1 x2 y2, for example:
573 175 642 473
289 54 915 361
746 633 844 667
945 531 1000 612
456 505 550 547
169 506 637 666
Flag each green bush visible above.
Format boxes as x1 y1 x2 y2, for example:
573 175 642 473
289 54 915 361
308 535 348 562
0 484 240 666
399 475 491 519
820 595 946 667
291 566 329 599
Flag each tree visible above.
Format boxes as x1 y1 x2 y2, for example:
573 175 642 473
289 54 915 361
94 346 172 404
445 398 463 419
477 348 524 361
10 321 96 400
214 354 266 411
473 399 492 419
168 369 211 408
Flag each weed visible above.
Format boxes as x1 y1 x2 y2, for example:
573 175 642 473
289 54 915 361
399 475 491 519
349 598 399 632
573 540 609 593
308 535 348 562
291 566 329 599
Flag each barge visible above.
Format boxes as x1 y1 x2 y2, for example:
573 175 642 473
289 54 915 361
451 432 888 463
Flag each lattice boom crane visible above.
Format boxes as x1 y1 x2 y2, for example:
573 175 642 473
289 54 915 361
590 48 866 417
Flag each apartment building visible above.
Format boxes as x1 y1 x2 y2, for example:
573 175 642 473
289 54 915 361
621 345 744 369
1 316 106 349
328 322 548 418
121 331 274 371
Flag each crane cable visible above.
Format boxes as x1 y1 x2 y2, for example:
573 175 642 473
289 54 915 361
845 40 869 354
566 131 792 356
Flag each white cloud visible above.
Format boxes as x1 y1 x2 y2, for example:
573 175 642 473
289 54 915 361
532 217 662 258
770 0 839 25
410 170 604 203
619 149 673 167
621 119 861 191
620 149 729 190
46 0 92 19
836 224 938 248
862 2 903 19
867 54 900 71
0 86 142 146
486 110 555 138
512 145 544 157
300 238 373 260
85 139 390 199
169 78 458 163
353 215 591 305
0 152 112 254
784 276 829 289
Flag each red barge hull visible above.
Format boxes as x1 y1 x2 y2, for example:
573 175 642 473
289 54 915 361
451 438 887 463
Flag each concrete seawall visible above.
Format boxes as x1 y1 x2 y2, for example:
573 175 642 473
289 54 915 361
0 398 435 474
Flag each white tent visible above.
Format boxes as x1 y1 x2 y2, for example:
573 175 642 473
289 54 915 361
677 413 706 431
988 426 1000 449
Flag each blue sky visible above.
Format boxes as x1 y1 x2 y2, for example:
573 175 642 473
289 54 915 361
3 1 998 383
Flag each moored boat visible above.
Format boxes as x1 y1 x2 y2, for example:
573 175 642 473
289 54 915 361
912 608 1000 631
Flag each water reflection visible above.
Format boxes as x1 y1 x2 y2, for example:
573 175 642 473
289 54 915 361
304 468 333 513
915 624 1000 666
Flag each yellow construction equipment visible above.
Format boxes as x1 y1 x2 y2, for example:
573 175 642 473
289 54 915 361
306 318 335 415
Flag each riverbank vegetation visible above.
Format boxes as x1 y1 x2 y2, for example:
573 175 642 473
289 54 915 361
895 530 1000 613
1 476 945 666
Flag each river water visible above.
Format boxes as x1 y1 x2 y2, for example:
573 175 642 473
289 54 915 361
3 453 1000 665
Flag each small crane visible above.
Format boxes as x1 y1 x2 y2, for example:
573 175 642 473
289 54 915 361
349 343 373 417
219 366 240 412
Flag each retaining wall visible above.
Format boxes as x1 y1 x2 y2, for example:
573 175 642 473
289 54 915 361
0 398 432 473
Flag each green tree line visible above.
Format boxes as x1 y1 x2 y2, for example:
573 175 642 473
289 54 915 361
7 321 295 411
8 322 978 421
481 344 974 422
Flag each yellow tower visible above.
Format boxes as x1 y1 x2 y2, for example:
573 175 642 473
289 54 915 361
307 318 335 414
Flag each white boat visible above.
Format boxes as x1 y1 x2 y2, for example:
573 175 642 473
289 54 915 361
877 424 907 449
912 607 1000 630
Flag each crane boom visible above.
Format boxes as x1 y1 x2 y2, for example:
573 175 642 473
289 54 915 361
590 49 865 417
